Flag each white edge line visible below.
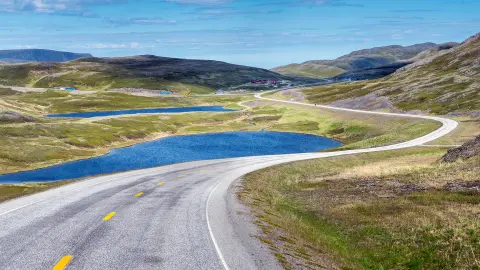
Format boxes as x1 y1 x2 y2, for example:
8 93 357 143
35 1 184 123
205 90 459 268
206 179 231 270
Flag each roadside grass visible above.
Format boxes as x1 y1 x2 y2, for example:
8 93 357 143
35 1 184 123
241 148 480 269
0 181 75 202
298 71 479 115
252 102 442 149
301 82 372 104
0 87 17 96
426 117 480 146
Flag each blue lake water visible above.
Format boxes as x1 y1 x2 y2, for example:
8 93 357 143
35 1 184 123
47 106 236 118
0 132 342 183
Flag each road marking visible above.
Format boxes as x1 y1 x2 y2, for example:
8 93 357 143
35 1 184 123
135 192 144 197
178 174 185 178
202 91 459 270
0 170 158 217
200 170 208 173
206 180 230 270
53 255 73 270
103 212 116 221
158 182 165 185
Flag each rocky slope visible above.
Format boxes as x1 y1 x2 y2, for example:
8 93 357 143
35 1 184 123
300 33 479 116
0 49 92 63
0 55 319 93
272 42 450 78
442 136 480 162
0 111 37 123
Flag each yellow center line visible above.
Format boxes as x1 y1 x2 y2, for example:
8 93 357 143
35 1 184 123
158 182 165 185
103 212 116 221
178 174 185 178
135 192 144 197
53 255 73 270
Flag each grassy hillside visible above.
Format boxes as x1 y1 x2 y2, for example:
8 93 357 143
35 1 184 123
242 146 480 269
299 33 480 115
0 55 316 94
271 63 345 79
271 42 446 79
0 49 91 63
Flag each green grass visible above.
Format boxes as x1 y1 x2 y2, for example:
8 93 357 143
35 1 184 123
301 81 376 104
242 148 480 269
0 181 75 202
5 90 249 114
250 103 441 149
0 87 18 96
0 112 234 173
34 74 215 94
0 64 216 94
297 41 480 116
0 95 442 175
273 64 346 79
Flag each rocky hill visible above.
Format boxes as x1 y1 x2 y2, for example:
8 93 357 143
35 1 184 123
0 55 319 94
272 42 454 79
331 62 412 82
0 49 92 63
300 33 479 116
442 136 480 162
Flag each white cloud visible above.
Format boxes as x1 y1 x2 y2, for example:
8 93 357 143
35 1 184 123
105 17 177 25
69 42 152 49
15 44 38 49
164 0 230 4
0 0 125 14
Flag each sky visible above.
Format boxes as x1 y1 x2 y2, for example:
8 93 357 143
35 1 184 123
0 0 479 68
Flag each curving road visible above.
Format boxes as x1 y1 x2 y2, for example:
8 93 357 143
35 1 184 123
0 93 458 270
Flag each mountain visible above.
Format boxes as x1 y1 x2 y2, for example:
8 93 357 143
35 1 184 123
300 33 479 116
0 55 320 93
331 62 412 82
271 63 345 79
272 42 456 79
0 49 92 63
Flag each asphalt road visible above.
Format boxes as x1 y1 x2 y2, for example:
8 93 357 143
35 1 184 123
0 94 458 270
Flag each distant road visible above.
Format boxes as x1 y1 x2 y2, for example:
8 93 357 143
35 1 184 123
0 91 458 270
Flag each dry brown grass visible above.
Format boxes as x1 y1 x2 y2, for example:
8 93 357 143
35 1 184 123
0 180 74 202
242 147 480 269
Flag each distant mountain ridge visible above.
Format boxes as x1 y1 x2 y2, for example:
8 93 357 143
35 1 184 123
0 54 320 93
300 33 479 116
0 49 92 63
272 42 458 78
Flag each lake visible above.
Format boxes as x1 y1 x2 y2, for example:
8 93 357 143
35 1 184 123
0 132 342 183
46 106 236 118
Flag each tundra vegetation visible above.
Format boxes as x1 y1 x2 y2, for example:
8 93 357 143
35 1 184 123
271 42 445 79
0 89 441 174
0 55 315 94
295 34 479 116
241 119 480 269
0 89 442 201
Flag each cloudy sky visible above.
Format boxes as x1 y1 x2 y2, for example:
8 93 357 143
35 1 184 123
0 0 479 68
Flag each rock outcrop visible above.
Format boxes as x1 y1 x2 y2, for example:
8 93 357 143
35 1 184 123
0 111 37 123
441 136 480 162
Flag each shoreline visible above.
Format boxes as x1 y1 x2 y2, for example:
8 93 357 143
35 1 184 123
0 130 344 183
